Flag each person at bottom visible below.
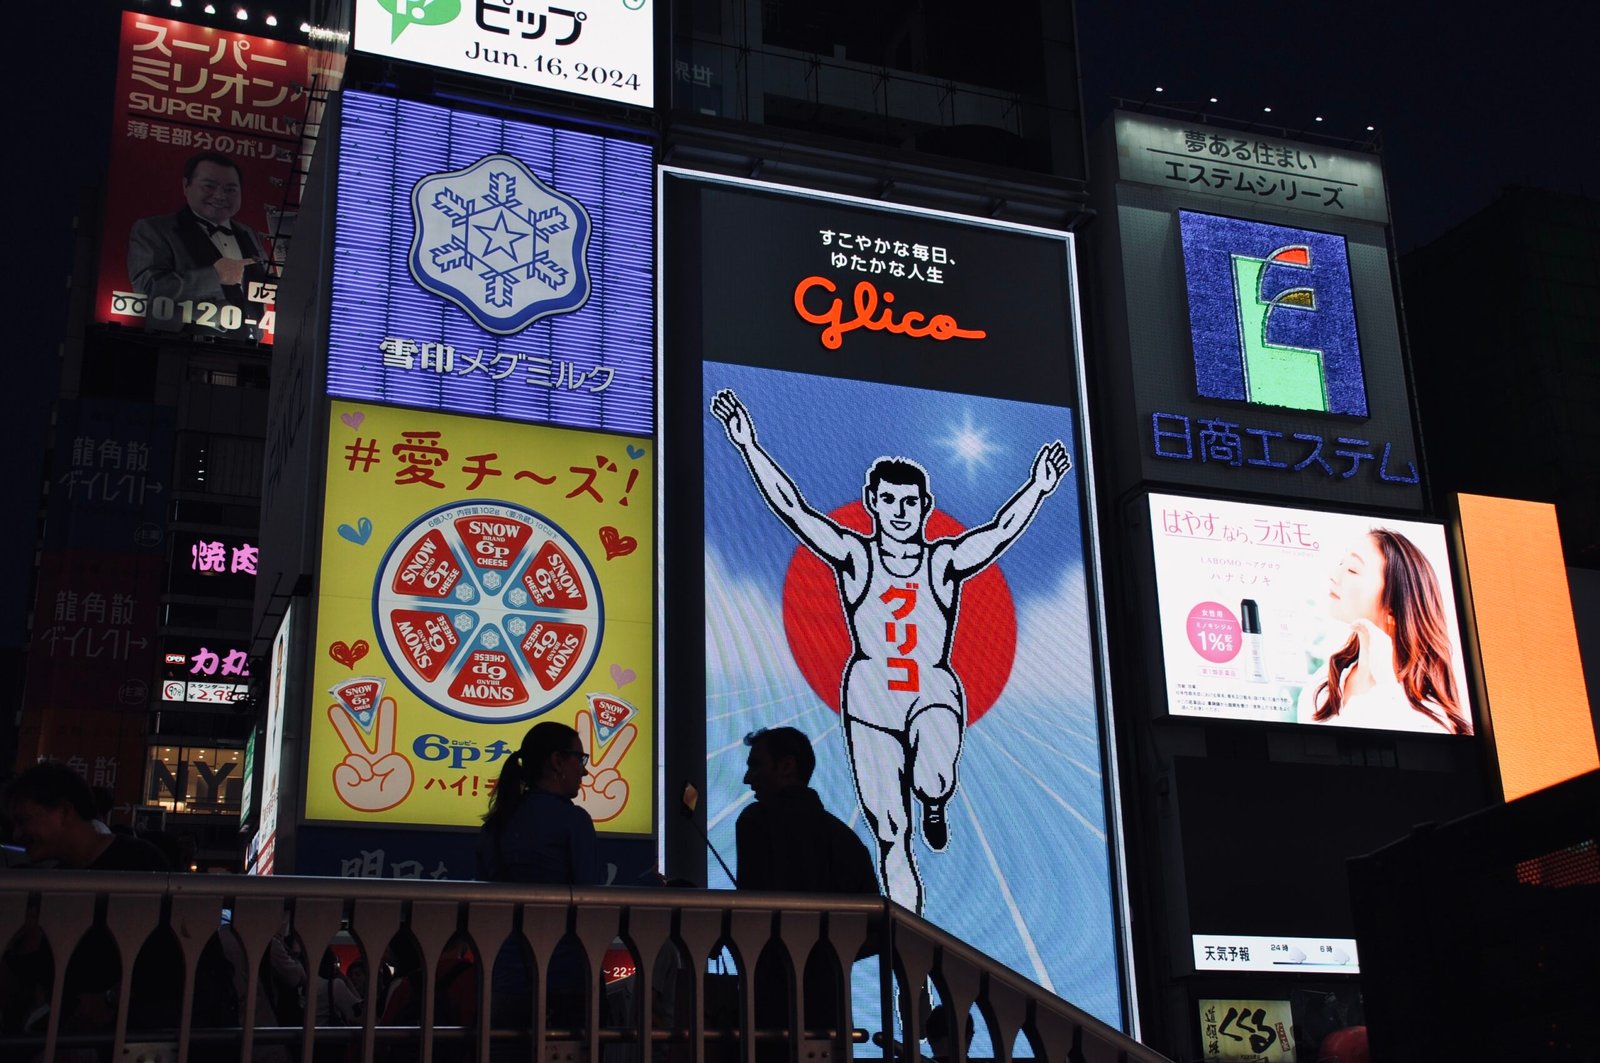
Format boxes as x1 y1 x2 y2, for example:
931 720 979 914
478 722 600 1046
735 726 878 895
736 727 878 1061
1 763 172 1046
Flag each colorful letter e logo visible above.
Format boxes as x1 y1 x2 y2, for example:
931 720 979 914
1179 211 1367 417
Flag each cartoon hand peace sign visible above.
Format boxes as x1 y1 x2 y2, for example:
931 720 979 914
328 696 415 813
573 708 636 823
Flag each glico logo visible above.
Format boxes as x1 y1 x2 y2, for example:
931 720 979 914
1178 211 1367 417
793 276 986 351
409 153 592 336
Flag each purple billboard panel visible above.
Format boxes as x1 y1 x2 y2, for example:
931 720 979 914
327 91 652 434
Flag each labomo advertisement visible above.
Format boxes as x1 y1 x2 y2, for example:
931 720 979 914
1149 493 1472 736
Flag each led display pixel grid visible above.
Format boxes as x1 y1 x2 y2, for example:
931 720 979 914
1179 211 1367 417
663 172 1127 1032
328 91 653 434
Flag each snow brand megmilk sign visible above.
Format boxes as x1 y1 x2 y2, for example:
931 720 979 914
326 91 653 435
409 154 592 334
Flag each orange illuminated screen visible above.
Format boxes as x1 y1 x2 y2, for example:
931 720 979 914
1456 494 1598 801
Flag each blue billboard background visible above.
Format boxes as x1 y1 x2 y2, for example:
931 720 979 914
702 361 1120 1028
328 90 653 434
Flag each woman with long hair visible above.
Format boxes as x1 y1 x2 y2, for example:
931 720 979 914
1304 528 1470 735
477 720 599 884
478 721 600 1045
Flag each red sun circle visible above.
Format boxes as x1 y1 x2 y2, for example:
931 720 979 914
780 503 1017 726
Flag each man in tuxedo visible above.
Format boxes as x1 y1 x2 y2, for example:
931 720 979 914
128 151 271 340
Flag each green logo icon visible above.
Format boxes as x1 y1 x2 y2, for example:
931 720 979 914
384 0 461 43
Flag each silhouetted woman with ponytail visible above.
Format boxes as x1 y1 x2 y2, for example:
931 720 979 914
478 721 600 1043
477 720 600 884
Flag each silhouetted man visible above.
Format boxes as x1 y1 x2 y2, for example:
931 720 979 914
6 761 167 871
736 726 878 895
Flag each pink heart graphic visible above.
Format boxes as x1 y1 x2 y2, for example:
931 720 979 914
340 411 365 430
329 640 369 668
610 663 636 688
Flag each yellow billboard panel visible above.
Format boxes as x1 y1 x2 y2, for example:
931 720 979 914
307 401 653 833
1198 999 1294 1061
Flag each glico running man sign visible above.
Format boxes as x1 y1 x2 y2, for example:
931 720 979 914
661 171 1130 1030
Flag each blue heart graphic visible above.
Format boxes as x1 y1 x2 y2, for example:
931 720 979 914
337 517 373 545
626 444 645 459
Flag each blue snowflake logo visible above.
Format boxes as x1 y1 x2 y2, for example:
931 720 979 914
409 153 592 335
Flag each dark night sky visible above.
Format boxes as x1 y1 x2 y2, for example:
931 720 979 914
6 0 1597 648
1075 1 1600 251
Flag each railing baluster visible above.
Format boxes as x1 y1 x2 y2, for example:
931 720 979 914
228 892 286 1063
351 896 403 1063
896 920 937 1052
521 899 567 1059
727 908 768 1063
827 910 870 1063
986 976 1029 1063
573 901 620 1063
409 897 459 1063
170 889 225 1063
103 890 162 1062
294 893 347 1063
939 952 982 1063
676 903 723 1063
777 908 819 1063
463 899 512 1063
0 876 1166 1063
36 889 97 1063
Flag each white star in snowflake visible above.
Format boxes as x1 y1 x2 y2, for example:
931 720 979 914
474 210 529 262
425 168 572 310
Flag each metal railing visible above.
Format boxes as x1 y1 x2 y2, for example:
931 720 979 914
0 872 1167 1063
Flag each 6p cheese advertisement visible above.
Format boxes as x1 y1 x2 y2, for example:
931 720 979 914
307 400 653 831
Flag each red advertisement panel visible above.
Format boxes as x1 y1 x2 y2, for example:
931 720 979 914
15 708 151 812
23 551 163 714
96 13 327 344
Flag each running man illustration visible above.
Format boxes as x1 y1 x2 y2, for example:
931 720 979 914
711 388 1070 913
